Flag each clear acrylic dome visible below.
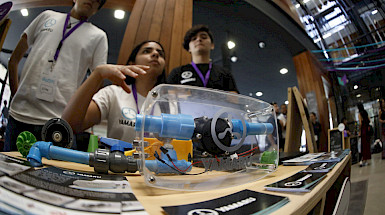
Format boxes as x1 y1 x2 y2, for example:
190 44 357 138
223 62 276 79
134 84 279 191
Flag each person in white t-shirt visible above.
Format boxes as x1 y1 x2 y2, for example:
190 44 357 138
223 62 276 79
62 41 166 143
5 0 108 151
277 103 287 149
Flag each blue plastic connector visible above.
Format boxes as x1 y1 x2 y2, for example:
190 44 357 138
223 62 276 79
136 114 195 139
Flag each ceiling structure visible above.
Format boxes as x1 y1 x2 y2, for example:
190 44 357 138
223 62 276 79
0 0 319 105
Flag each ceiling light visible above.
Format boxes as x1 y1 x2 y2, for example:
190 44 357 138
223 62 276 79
295 4 300 8
255 92 263 97
114 10 125 19
303 0 310 3
372 10 378 15
280 68 288 74
249 93 253 96
21 9 28 16
356 94 361 98
258 42 265 49
285 101 289 105
230 56 238 62
353 85 358 90
227 41 236 49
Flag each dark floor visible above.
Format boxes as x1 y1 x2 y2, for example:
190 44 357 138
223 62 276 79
350 152 384 215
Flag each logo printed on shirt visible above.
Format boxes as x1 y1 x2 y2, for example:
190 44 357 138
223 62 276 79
122 107 137 120
181 71 193 79
44 18 56 27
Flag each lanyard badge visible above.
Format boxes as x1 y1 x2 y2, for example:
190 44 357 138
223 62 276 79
37 13 85 102
191 61 212 87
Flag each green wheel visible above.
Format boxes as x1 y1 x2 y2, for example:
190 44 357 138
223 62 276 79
16 131 37 157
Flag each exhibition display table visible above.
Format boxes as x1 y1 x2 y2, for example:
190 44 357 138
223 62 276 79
2 152 351 215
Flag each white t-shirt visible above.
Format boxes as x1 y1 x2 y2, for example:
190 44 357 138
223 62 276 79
93 85 146 143
277 113 287 138
10 10 108 125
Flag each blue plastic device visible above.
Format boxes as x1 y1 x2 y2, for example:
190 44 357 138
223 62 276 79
135 113 273 139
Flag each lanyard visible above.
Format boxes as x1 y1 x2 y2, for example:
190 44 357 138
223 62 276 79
53 13 85 61
132 83 140 114
191 61 212 87
132 83 155 115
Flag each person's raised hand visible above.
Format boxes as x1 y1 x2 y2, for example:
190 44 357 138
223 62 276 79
95 64 149 93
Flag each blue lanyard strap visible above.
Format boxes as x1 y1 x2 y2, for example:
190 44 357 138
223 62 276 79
132 83 140 114
191 61 212 87
53 13 86 61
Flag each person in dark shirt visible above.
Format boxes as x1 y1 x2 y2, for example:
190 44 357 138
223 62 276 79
167 25 238 93
310 112 321 151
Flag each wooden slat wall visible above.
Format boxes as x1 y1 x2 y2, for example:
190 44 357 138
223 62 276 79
293 51 331 152
117 0 192 73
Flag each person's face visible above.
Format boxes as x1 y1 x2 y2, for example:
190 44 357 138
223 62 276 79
134 42 165 77
273 104 279 113
188 31 214 54
310 114 316 123
280 105 287 114
73 0 101 18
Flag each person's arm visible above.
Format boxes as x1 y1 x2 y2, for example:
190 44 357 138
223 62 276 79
9 34 29 96
379 110 384 123
62 64 148 133
358 114 362 136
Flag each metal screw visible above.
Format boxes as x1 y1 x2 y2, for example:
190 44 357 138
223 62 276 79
53 132 62 142
151 91 158 98
225 151 230 155
196 133 202 139
202 151 208 157
148 176 156 183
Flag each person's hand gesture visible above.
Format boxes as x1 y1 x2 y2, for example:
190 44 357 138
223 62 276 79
95 64 149 93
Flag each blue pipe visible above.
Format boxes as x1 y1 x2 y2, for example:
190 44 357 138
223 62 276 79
135 114 195 140
26 141 192 174
135 114 273 139
27 141 90 167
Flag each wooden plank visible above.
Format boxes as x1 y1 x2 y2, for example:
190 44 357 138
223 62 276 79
293 86 317 152
167 0 185 73
159 0 176 73
284 87 303 152
117 0 146 65
148 0 167 42
180 0 193 66
133 0 156 46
